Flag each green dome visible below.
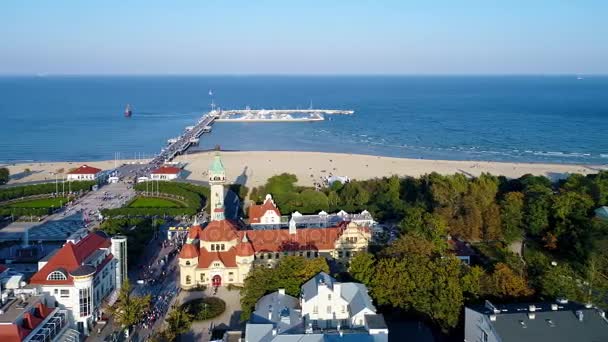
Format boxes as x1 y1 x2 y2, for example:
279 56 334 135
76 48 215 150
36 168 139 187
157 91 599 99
210 153 225 174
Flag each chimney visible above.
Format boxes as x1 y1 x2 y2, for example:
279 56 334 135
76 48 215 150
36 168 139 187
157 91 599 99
528 304 536 312
272 329 277 336
334 283 341 299
528 312 536 320
576 310 584 322
489 314 497 321
289 218 296 235
278 288 285 295
551 304 558 311
268 305 273 320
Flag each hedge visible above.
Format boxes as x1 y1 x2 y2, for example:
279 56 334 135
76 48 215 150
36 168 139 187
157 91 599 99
134 182 207 209
183 297 226 321
0 181 95 202
0 207 52 217
100 207 197 217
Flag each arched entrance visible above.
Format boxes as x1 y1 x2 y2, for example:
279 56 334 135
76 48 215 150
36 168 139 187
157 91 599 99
212 275 222 287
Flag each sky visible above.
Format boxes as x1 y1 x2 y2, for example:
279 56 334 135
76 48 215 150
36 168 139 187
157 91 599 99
0 0 607 75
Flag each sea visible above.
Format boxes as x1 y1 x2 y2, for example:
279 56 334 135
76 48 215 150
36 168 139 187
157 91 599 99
1 75 607 165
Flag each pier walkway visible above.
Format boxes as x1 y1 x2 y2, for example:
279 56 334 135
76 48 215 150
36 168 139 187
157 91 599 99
151 113 216 164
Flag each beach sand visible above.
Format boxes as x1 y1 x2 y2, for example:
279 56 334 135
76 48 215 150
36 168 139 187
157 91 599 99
3 152 604 188
174 151 604 188
1 159 148 185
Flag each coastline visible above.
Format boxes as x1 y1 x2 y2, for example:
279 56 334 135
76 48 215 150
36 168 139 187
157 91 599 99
3 151 604 188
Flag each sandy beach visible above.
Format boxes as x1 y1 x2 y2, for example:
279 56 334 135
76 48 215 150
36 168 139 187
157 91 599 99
3 151 604 188
176 151 603 188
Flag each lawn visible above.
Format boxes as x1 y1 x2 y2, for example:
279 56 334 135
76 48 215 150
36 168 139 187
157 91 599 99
5 197 69 208
129 197 182 208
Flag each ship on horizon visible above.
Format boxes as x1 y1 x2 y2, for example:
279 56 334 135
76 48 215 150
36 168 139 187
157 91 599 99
124 104 132 117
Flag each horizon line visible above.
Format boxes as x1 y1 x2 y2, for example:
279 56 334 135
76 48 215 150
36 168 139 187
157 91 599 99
0 73 607 77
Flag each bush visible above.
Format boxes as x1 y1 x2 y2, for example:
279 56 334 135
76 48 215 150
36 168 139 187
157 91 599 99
0 168 8 185
0 181 95 201
183 297 226 321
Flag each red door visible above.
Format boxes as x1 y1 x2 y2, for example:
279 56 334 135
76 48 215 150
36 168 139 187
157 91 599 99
212 275 222 287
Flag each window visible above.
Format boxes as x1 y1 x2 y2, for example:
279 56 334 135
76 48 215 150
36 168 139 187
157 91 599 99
47 270 67 280
221 244 225 251
345 251 351 258
260 254 264 260
275 253 280 259
79 287 92 317
315 251 319 257
306 251 311 258
342 305 346 313
338 251 343 258
60 289 70 298
200 273 205 282
267 253 272 260
213 262 221 267
211 244 216 251
186 275 191 284
327 306 332 314
185 261 191 266
283 252 288 257
482 330 488 342
229 272 234 275
313 305 318 314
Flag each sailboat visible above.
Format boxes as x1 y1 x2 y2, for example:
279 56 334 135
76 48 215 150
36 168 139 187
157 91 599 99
124 104 132 117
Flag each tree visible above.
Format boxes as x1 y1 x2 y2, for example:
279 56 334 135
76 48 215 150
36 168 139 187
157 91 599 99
164 305 193 341
500 192 525 243
348 252 376 287
399 208 447 250
299 189 329 213
523 184 553 236
540 264 583 301
109 281 151 334
327 191 340 212
484 263 533 298
0 167 8 185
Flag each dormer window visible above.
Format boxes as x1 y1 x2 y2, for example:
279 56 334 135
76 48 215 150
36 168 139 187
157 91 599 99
47 270 67 280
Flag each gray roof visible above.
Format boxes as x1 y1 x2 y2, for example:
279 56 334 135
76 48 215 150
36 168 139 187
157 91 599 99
595 206 608 220
301 272 335 301
252 291 302 334
341 283 376 316
469 302 608 342
364 314 387 330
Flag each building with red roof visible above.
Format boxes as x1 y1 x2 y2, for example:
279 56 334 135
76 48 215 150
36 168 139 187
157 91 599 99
179 154 372 289
66 165 103 181
248 194 282 228
28 230 127 336
0 292 73 342
149 165 182 180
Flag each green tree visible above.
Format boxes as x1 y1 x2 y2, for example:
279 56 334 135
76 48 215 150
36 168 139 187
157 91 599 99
348 252 376 287
299 189 329 213
523 184 553 236
109 281 151 333
0 167 10 185
165 305 193 341
484 263 533 299
500 192 525 243
327 191 340 212
540 264 583 301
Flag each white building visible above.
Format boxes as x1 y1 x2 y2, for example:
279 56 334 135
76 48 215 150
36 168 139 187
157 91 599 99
149 166 182 181
248 194 282 228
209 152 226 221
245 272 388 342
66 165 103 181
29 230 127 335
0 290 78 341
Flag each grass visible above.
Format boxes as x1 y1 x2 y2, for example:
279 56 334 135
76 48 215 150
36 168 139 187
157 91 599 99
129 197 182 208
4 197 69 208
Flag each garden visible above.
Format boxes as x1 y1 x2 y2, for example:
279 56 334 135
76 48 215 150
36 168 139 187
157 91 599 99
182 297 226 321
128 197 183 208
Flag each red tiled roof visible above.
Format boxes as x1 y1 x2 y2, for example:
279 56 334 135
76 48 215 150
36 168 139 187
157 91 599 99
0 324 31 342
239 225 347 252
199 220 240 242
198 247 237 268
22 313 43 330
180 243 199 259
0 264 8 272
248 200 281 224
35 303 54 319
151 166 182 175
30 232 111 286
67 165 102 175
188 225 203 240
236 238 255 256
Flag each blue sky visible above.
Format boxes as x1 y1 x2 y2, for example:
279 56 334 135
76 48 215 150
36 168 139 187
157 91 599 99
1 0 607 75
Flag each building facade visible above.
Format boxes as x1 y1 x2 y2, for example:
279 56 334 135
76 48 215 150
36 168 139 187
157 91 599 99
149 166 182 181
178 154 371 289
66 165 103 181
245 272 388 342
29 230 127 335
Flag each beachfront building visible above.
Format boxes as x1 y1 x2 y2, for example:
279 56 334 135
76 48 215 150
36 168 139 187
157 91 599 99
0 290 78 341
29 230 127 335
248 194 282 229
245 272 388 342
465 300 608 342
66 165 103 181
149 165 182 181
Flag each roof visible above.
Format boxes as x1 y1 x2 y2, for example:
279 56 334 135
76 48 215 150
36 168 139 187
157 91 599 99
301 272 335 302
364 314 388 330
240 224 348 252
180 243 199 259
249 195 281 224
595 206 608 220
0 296 55 342
210 153 225 174
236 234 255 256
188 224 204 240
252 291 301 333
448 238 475 257
200 220 240 242
0 324 31 342
67 165 102 175
198 247 238 268
341 283 376 315
151 166 182 175
468 301 608 342
29 231 111 285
